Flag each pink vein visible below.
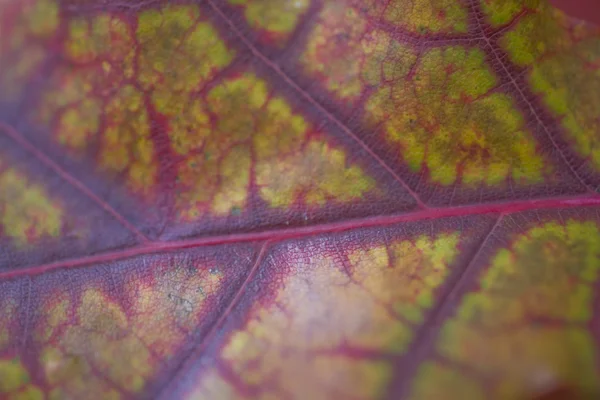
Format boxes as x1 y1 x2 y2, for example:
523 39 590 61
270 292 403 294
156 241 270 398
395 214 503 396
0 122 149 242
1 194 599 281
205 0 428 210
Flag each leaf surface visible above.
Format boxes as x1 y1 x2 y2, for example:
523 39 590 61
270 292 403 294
1 0 600 398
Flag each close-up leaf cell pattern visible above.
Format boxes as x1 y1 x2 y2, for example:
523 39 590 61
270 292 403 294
1 0 600 399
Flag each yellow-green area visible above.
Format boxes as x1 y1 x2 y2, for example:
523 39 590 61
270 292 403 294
0 358 44 400
228 0 310 39
500 12 570 67
137 5 234 90
303 3 423 101
171 72 378 219
0 158 64 245
33 2 380 219
410 362 486 400
363 0 468 33
500 2 600 170
303 5 420 101
65 14 134 73
349 233 461 324
199 233 460 399
530 41 600 170
21 0 59 37
410 220 600 399
366 46 549 187
100 85 156 195
35 263 224 399
479 0 540 27
38 5 235 198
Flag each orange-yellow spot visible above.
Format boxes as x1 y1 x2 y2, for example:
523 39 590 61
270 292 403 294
0 357 44 400
35 260 225 398
412 220 600 399
191 233 460 399
0 158 64 245
366 46 550 187
228 0 310 41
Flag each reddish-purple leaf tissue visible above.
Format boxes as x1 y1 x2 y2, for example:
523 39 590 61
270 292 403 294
1 0 600 398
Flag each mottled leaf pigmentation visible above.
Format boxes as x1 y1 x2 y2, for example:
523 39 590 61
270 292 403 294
1 0 600 399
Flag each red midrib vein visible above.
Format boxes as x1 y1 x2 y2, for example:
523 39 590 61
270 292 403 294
1 194 599 281
0 122 150 243
204 0 428 210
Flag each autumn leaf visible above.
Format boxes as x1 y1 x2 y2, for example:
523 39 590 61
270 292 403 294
1 0 600 399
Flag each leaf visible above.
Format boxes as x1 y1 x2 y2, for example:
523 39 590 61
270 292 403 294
0 0 600 398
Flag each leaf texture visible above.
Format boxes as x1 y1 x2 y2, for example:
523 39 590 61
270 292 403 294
1 0 600 399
